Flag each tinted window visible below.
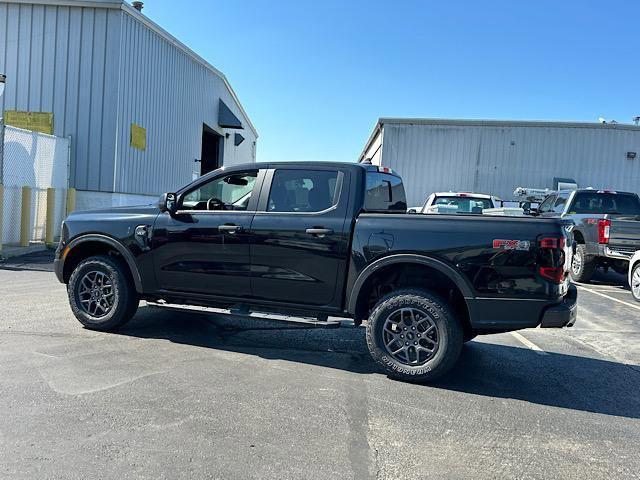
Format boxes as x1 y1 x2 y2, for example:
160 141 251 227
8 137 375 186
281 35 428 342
268 169 339 213
182 171 257 211
433 196 493 213
364 173 407 212
538 195 556 213
553 194 568 213
571 192 640 215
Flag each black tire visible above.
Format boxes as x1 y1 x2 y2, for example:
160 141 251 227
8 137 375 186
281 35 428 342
68 255 139 331
365 289 463 383
570 244 596 283
631 263 640 303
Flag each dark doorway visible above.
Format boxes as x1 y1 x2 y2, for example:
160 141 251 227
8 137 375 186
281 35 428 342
200 124 224 176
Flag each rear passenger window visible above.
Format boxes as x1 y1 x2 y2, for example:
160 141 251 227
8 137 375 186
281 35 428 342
267 169 340 213
364 173 407 212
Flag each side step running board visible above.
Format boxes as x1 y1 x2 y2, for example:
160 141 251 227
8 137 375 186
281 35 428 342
146 301 342 328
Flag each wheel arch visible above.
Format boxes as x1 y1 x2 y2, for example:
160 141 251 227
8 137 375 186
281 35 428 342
573 229 586 244
62 234 143 293
347 254 474 333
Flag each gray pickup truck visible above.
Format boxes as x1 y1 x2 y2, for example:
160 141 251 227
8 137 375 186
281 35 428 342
537 189 640 282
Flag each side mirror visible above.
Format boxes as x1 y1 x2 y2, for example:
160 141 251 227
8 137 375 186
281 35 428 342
158 193 177 214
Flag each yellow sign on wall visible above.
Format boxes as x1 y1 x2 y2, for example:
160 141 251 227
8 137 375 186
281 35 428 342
4 110 54 134
130 123 146 151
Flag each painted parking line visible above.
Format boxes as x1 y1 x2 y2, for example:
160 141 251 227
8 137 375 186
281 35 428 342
575 284 640 312
511 331 548 355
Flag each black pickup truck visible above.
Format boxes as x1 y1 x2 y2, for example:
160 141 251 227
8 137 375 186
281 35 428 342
55 162 577 382
537 188 640 282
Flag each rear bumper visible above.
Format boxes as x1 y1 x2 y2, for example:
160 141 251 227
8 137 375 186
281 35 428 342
603 245 635 260
540 284 578 328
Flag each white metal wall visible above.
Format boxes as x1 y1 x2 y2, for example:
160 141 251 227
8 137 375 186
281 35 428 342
0 2 122 192
0 0 257 200
114 11 257 196
379 122 640 206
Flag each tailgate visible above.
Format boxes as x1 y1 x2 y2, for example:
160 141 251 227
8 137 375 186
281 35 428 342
609 216 640 256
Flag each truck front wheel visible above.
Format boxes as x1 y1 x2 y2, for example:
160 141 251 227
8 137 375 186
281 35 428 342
570 244 596 283
365 289 463 383
68 255 139 331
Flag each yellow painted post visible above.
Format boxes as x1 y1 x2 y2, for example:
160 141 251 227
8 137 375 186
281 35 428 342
20 186 32 247
66 187 76 215
0 184 4 255
45 187 56 245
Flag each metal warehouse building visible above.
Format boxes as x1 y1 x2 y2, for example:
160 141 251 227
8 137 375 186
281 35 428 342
0 0 257 210
360 118 640 206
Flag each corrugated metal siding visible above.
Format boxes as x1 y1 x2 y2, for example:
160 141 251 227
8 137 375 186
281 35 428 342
1 1 257 197
381 123 640 206
0 2 121 191
114 12 257 196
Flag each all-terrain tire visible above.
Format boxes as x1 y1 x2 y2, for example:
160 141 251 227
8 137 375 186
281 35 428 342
570 244 596 283
68 255 139 331
365 289 463 383
631 263 640 303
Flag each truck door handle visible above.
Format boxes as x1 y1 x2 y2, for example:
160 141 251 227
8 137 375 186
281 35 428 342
306 227 333 237
219 224 243 234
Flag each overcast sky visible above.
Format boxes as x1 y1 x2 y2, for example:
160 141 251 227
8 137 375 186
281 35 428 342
144 0 640 163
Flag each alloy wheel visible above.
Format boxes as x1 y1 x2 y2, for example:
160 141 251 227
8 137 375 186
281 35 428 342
571 250 582 276
382 307 439 365
77 270 115 318
632 268 640 300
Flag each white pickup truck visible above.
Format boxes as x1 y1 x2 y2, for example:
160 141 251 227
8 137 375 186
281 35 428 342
413 192 500 214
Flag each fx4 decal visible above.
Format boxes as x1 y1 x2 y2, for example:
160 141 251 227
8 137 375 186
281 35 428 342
493 239 531 251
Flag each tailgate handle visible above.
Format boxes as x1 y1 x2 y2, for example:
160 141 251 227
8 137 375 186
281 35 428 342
219 224 243 234
306 227 333 237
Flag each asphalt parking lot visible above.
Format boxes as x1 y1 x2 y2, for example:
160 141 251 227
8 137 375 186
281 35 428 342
1 252 639 480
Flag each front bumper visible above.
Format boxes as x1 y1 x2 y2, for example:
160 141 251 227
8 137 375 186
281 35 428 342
540 284 578 328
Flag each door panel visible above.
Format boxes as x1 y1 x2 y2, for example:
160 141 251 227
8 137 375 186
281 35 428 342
151 170 263 298
249 168 351 307
152 212 254 296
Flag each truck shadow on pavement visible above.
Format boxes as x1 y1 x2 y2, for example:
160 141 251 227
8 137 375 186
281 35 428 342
117 305 640 420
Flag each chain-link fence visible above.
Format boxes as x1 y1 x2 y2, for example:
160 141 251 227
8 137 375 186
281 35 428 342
1 124 70 246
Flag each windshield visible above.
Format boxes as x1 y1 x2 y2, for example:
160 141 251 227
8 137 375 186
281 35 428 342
571 192 640 215
431 196 493 213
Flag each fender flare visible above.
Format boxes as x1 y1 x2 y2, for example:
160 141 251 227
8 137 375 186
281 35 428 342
347 253 474 315
65 234 144 293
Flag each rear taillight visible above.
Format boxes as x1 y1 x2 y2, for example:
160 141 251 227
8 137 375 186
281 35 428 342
598 219 611 244
538 236 566 284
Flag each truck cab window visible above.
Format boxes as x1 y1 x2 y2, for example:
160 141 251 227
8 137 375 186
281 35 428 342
364 172 407 212
538 195 556 214
553 194 568 213
181 171 257 211
267 169 339 213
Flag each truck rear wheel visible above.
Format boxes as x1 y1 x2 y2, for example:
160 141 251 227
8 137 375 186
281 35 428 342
68 255 139 331
570 244 596 283
365 289 463 383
